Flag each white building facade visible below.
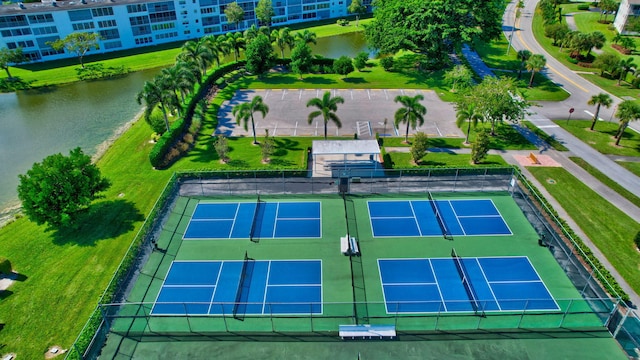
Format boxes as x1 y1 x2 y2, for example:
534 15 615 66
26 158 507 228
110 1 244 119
0 0 368 62
614 0 640 35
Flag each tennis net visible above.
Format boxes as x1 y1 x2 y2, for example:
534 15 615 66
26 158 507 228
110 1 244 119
249 194 262 243
427 192 451 240
451 248 481 314
233 251 253 320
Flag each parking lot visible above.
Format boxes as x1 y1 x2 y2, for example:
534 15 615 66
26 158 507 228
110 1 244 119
216 89 463 139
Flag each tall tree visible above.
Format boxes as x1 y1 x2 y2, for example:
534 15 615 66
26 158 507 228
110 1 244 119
544 23 570 46
471 129 491 164
586 31 606 57
232 95 269 144
306 91 345 140
348 0 367 27
616 57 636 85
179 38 213 81
444 65 473 92
162 62 196 104
245 33 276 76
136 76 176 133
204 34 229 68
224 1 245 30
48 32 100 68
516 49 532 79
243 24 261 41
526 54 547 88
225 32 246 62
614 100 640 146
290 41 313 79
17 147 111 228
394 94 427 143
593 52 620 76
466 77 529 136
587 93 613 131
255 0 275 27
0 47 27 79
455 102 483 144
295 29 317 45
271 27 295 58
366 0 503 63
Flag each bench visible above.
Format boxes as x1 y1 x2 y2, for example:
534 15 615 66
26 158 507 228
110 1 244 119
528 152 540 165
340 235 360 256
339 324 396 340
340 236 350 255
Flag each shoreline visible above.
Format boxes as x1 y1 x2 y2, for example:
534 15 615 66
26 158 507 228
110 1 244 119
0 108 145 229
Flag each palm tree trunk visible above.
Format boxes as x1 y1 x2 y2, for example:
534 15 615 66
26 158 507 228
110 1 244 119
251 115 258 144
405 121 410 143
4 66 12 79
491 120 496 136
324 118 328 140
615 129 623 145
590 105 600 130
160 104 170 133
528 70 536 88
466 122 471 144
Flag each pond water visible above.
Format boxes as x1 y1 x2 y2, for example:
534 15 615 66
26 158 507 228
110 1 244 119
0 32 370 216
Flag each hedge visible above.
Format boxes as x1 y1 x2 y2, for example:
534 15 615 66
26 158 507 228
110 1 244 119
149 61 245 168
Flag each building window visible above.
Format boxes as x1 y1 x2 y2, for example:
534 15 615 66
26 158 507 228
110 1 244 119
1 27 32 37
129 16 150 26
0 15 28 28
91 7 114 17
98 20 117 28
28 14 54 24
103 41 122 49
32 26 58 35
68 9 93 22
98 29 120 40
127 4 147 13
134 36 153 45
72 22 95 31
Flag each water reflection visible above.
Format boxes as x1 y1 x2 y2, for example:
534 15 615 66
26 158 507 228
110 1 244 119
0 32 369 212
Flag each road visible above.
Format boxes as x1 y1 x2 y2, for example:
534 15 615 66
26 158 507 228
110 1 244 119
495 0 640 307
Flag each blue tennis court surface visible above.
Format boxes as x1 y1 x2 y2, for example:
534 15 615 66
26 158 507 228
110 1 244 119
152 260 322 315
368 199 511 237
378 256 558 314
183 201 321 239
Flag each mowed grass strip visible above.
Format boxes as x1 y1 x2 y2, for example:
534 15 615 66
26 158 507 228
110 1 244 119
618 161 640 177
569 156 640 208
527 167 640 294
522 121 569 151
555 120 640 157
388 152 507 168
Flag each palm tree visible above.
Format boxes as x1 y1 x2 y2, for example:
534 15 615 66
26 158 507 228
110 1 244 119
225 32 246 62
516 49 532 79
526 54 547 88
614 100 640 146
244 24 261 41
232 95 269 144
587 93 613 131
394 95 427 143
616 58 636 85
204 35 229 68
306 91 345 140
456 102 483 145
295 29 317 45
271 27 294 59
136 76 175 133
179 38 213 81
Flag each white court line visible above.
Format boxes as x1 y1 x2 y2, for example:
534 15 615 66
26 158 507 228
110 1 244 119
261 261 272 314
476 258 501 311
429 259 448 312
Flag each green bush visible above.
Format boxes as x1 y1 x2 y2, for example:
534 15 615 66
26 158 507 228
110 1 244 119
577 4 590 11
380 57 394 71
635 232 640 250
0 257 11 274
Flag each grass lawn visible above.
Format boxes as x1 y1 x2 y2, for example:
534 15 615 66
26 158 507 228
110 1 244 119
554 120 640 156
618 161 640 177
569 156 640 208
4 21 369 88
381 137 465 148
527 167 640 295
522 121 570 151
532 4 640 102
472 37 522 71
494 70 570 101
387 152 507 168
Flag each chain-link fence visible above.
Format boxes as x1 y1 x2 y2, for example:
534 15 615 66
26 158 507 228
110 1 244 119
67 168 640 359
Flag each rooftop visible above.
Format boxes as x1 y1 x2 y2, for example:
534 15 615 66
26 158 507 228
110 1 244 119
0 0 156 15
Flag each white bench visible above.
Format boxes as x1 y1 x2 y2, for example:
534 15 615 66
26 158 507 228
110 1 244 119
339 324 396 340
349 236 360 256
340 236 350 255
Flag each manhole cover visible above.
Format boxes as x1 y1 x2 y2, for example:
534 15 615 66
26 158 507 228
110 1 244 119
547 178 556 184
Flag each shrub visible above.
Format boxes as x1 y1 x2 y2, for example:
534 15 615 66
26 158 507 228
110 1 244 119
380 57 394 71
577 4 589 10
0 257 11 274
635 232 640 250
410 132 429 164
612 43 632 55
322 65 333 74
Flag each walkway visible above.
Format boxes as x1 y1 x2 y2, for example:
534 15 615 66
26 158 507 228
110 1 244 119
460 0 640 307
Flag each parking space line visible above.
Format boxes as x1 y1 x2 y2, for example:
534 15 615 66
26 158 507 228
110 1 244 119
367 89 371 100
384 89 388 100
294 121 298 136
263 89 270 100
273 122 278 136
299 89 303 101
281 89 287 100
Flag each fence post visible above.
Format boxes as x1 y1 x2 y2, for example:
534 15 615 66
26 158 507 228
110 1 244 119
605 298 621 328
612 307 630 338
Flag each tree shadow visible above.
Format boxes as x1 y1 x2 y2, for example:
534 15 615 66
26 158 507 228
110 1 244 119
272 138 302 157
304 77 338 85
343 77 367 84
50 199 144 246
0 290 13 301
268 158 295 167
226 159 250 168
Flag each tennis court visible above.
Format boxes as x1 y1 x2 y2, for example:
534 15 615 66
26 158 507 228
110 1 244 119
367 199 512 237
183 201 322 239
152 259 322 315
378 255 558 314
